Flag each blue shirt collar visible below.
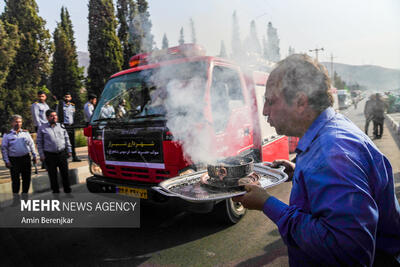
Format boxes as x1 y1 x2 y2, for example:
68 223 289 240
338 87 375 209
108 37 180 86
295 107 336 154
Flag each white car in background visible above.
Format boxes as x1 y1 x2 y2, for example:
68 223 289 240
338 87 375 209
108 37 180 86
337 89 352 110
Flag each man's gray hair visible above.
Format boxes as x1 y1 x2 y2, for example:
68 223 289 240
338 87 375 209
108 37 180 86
10 114 22 122
267 54 333 112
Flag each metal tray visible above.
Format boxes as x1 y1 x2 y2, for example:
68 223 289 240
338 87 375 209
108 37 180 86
152 162 288 203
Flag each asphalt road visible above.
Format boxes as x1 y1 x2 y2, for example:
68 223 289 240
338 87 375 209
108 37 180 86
1 99 399 267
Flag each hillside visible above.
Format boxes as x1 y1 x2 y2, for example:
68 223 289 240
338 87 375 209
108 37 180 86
77 51 89 76
321 62 400 91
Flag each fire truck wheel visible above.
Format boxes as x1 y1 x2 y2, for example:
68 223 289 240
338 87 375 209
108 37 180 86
214 198 247 224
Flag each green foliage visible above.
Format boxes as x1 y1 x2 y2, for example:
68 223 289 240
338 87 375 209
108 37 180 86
87 0 123 96
137 0 154 52
117 0 140 69
127 0 142 57
0 0 53 132
162 33 169 49
231 11 242 60
219 40 227 58
189 18 196 44
0 19 19 88
334 71 347 89
179 27 184 45
50 7 84 123
75 129 87 147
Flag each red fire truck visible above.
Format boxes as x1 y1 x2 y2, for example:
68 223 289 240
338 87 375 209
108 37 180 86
84 44 289 223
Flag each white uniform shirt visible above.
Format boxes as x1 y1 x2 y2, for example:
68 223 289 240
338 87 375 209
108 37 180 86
31 102 50 127
63 102 75 125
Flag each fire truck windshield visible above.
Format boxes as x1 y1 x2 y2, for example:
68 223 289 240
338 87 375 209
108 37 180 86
91 61 207 124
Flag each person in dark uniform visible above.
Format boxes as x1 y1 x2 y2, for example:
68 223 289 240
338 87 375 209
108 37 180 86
1 115 37 197
372 93 386 139
36 110 72 193
56 92 81 162
364 94 375 136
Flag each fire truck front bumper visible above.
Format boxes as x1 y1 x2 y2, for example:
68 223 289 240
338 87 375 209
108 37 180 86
86 176 215 213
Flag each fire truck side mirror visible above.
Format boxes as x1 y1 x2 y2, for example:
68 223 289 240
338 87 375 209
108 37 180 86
83 126 92 137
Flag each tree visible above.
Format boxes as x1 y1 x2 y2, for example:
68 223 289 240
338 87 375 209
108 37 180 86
87 0 123 96
178 27 184 45
265 22 280 62
244 20 261 55
262 36 267 59
0 19 19 134
127 0 142 56
0 19 19 89
118 0 141 68
231 11 242 60
219 40 227 58
189 17 196 44
60 7 74 46
333 71 347 89
1 0 52 131
117 0 130 69
50 7 84 123
137 0 154 52
162 33 169 49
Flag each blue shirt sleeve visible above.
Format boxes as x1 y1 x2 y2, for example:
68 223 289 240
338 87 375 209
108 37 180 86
263 148 378 266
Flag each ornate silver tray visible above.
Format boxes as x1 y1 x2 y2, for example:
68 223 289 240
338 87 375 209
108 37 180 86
152 162 288 203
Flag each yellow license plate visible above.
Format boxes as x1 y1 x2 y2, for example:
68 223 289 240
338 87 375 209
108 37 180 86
117 186 148 199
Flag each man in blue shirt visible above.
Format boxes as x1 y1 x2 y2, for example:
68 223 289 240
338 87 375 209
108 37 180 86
37 109 72 194
233 54 400 266
1 115 37 195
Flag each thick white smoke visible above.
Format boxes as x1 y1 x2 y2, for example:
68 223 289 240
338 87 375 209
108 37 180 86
163 76 218 164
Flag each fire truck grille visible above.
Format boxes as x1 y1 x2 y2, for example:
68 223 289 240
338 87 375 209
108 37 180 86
104 165 172 181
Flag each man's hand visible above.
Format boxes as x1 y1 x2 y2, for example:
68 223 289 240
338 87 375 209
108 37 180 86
5 162 12 168
232 185 270 210
68 152 72 158
40 156 45 162
271 159 295 180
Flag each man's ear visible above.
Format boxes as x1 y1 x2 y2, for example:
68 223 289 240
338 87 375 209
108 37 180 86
296 92 308 113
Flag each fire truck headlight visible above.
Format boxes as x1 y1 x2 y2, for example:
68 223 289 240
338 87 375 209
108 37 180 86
89 160 103 176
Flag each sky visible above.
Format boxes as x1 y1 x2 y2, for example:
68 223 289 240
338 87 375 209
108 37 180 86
1 0 399 70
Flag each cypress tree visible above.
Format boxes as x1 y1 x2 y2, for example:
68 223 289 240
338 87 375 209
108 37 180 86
162 33 169 49
127 0 143 56
50 7 84 123
137 0 154 52
219 40 227 58
178 27 184 45
87 0 123 96
0 19 19 89
231 11 242 60
60 7 74 46
265 22 280 62
117 0 134 69
0 19 19 134
189 17 196 44
246 20 261 55
1 0 52 131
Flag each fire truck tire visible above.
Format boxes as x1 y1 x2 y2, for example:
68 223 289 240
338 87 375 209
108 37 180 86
214 198 247 224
